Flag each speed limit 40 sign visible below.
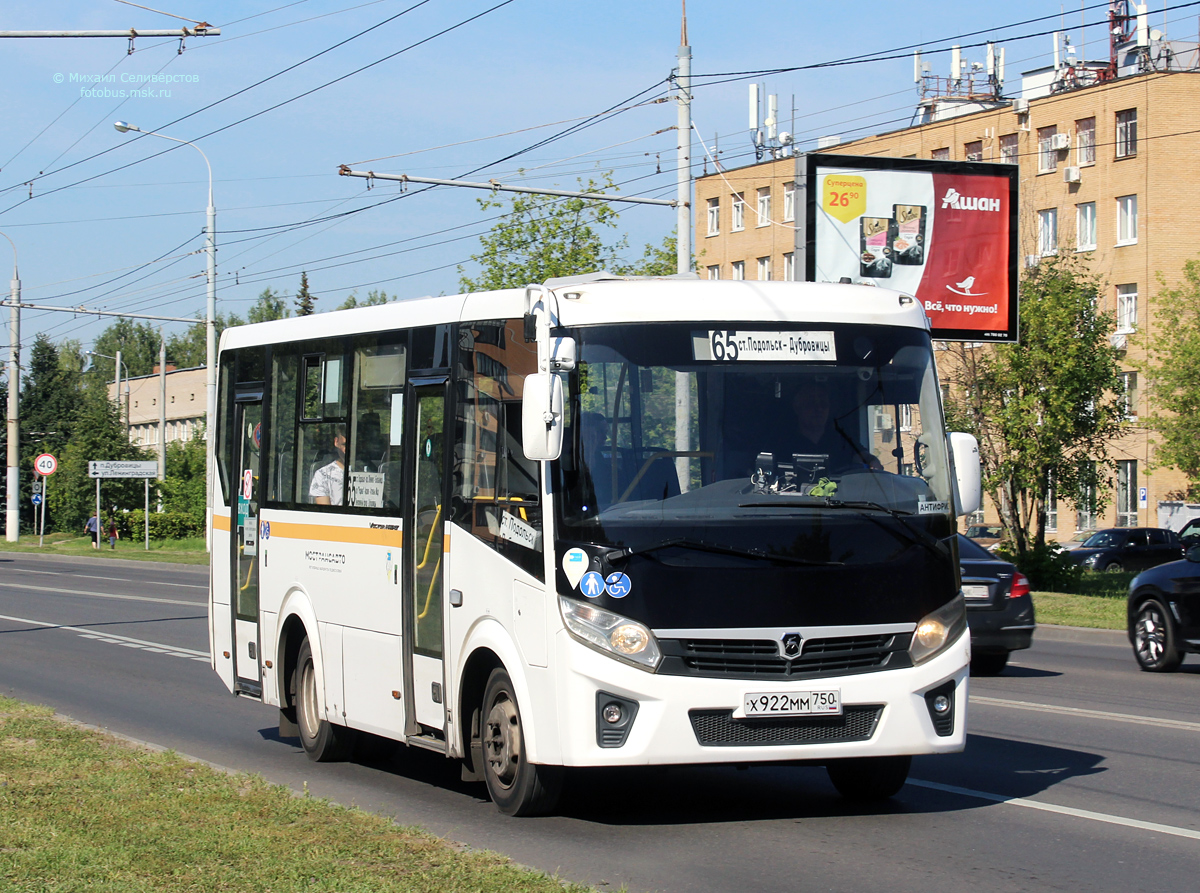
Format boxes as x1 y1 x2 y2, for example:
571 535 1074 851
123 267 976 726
34 453 58 476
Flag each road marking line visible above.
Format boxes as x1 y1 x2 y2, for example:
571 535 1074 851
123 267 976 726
971 695 1200 732
3 614 208 658
157 582 207 589
0 581 203 608
72 574 133 582
6 568 206 589
908 778 1200 841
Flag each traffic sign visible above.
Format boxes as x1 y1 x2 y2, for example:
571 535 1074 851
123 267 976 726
88 460 158 479
34 453 58 476
31 493 41 506
30 480 41 494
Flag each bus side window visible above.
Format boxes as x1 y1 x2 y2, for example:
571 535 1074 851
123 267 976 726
453 319 543 580
293 345 350 506
215 351 236 506
268 351 298 504
349 335 406 510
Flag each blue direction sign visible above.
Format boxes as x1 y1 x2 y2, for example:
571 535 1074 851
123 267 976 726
31 493 42 506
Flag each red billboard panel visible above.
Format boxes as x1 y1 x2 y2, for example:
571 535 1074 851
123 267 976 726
806 153 1019 342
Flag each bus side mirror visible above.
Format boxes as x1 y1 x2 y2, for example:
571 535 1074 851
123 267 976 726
948 432 981 517
522 372 565 461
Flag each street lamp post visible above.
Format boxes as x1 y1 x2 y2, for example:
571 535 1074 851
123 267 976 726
87 350 131 434
114 121 216 548
1 231 19 542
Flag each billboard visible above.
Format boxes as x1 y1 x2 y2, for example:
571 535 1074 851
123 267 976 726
804 153 1019 342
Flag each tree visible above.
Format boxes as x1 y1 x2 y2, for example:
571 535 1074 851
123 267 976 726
247 287 290 324
336 289 390 310
294 272 317 316
1142 260 1200 499
91 318 161 379
615 232 679 276
943 256 1125 555
159 434 206 522
458 177 626 292
20 335 82 531
166 311 243 370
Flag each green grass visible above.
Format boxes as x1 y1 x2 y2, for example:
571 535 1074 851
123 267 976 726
1031 569 1133 630
0 696 590 892
0 534 208 565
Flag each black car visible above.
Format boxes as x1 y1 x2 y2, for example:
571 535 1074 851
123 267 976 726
1068 527 1183 573
1127 544 1200 671
958 534 1035 675
1180 518 1200 551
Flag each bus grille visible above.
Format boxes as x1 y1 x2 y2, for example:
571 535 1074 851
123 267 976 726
658 633 913 679
688 706 883 747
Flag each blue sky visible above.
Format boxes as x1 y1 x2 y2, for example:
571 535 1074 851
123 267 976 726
0 0 1175 355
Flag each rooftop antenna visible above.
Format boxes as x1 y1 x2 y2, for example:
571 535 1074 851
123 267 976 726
951 45 962 82
749 83 764 158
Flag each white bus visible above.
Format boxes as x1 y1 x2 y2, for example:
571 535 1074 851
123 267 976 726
210 275 981 816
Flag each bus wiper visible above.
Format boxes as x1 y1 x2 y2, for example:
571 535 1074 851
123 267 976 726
607 537 843 567
824 499 951 560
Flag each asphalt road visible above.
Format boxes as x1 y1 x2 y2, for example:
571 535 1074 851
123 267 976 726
2 551 1198 892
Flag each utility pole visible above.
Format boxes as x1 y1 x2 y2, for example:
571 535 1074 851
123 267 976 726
2 232 19 542
158 339 167 481
675 3 693 490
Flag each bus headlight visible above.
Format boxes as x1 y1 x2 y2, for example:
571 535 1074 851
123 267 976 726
908 594 967 665
559 596 662 671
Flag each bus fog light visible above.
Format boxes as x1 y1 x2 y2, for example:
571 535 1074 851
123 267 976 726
909 594 966 665
932 694 951 714
602 703 623 724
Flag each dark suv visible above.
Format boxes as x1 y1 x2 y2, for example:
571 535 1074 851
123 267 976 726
1127 543 1200 671
1068 527 1183 573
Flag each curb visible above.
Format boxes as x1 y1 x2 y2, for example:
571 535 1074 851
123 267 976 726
1034 624 1127 646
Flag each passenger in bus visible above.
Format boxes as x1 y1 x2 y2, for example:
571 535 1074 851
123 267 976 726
579 411 613 507
790 379 882 472
310 424 347 505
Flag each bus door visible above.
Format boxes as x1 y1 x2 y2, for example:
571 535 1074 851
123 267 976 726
232 394 264 696
404 379 449 735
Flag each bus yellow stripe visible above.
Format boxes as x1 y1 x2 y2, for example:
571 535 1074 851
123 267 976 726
266 520 403 548
213 514 231 532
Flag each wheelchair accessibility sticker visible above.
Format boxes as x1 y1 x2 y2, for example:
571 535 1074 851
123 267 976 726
604 572 631 598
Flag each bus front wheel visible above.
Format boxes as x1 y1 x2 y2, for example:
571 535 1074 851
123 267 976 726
481 667 562 816
826 755 911 801
294 638 356 762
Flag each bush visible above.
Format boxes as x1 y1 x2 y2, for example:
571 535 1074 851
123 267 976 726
127 510 205 540
997 541 1084 592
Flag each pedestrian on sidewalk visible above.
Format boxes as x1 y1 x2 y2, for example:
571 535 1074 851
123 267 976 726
106 515 119 550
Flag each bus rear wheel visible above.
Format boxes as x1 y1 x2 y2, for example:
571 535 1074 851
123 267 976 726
826 755 911 801
481 668 562 816
294 638 356 762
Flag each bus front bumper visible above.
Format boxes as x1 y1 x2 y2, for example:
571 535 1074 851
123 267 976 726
551 628 969 767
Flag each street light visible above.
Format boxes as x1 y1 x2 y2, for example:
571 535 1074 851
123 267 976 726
0 230 19 543
86 350 131 434
114 121 216 548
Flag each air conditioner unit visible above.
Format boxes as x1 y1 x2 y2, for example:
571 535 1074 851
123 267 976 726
1063 166 1082 183
1110 333 1127 350
1051 132 1071 151
1013 98 1030 114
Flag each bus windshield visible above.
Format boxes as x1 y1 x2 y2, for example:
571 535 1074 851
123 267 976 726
552 321 957 628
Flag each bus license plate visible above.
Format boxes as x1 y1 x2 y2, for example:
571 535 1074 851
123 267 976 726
741 689 842 718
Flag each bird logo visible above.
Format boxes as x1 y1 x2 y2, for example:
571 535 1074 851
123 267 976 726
946 275 985 297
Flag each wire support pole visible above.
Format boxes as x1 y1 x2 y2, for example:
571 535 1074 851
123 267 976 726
0 28 219 38
337 169 680 207
2 231 19 542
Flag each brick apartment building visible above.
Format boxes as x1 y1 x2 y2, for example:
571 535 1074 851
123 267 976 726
106 365 206 450
694 62 1200 536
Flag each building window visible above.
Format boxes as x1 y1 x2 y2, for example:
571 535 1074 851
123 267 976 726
731 194 745 232
783 182 795 221
756 187 771 227
964 140 983 162
783 252 795 281
1076 202 1096 251
707 264 720 280
731 260 745 280
757 256 771 280
1117 195 1138 245
1076 117 1096 165
1076 465 1097 531
931 147 950 161
999 133 1018 163
1045 480 1058 532
706 197 720 236
1038 208 1058 256
1116 284 1138 332
1037 126 1058 173
1121 371 1139 420
1116 108 1138 158
1117 460 1138 527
